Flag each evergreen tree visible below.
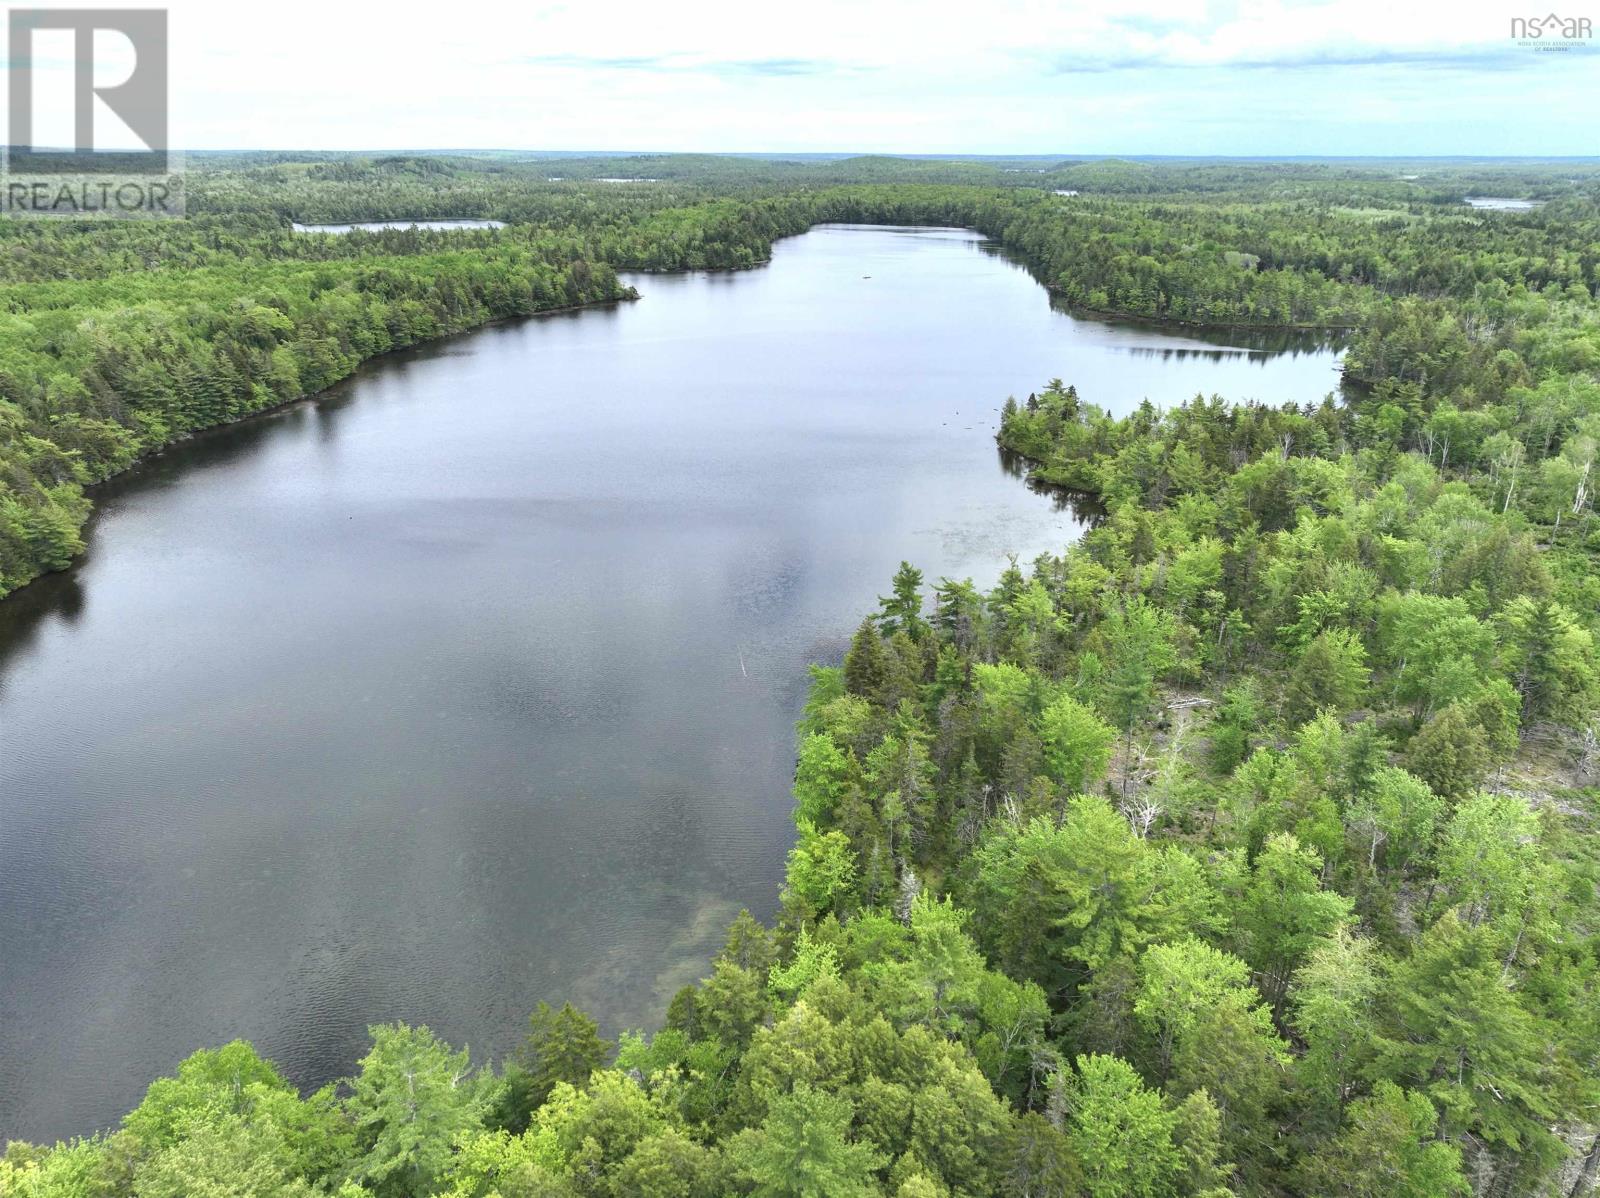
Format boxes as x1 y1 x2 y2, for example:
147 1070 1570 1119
733 1084 884 1198
498 1003 612 1132
346 1024 485 1198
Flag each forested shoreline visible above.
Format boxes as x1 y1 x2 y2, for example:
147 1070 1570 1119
8 157 1600 597
3 156 1599 1198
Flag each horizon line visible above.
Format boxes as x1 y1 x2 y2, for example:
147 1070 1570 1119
172 148 1600 162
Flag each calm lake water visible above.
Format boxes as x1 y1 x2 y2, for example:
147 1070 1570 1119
0 225 1342 1141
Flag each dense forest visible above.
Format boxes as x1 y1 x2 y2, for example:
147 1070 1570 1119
6 155 1600 596
2 155 1599 1198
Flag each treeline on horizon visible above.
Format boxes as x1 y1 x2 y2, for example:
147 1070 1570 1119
182 150 1600 211
1 154 1599 1198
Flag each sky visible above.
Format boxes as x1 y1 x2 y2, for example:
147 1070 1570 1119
7 0 1599 156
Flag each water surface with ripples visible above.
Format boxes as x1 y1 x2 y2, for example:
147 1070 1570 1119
0 225 1343 1139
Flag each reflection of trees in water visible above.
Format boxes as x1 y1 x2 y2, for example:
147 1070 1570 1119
0 322 549 680
1040 296 1345 359
0 360 370 681
0 302 638 692
0 573 86 682
997 447 1107 524
1108 342 1341 364
1117 345 1249 364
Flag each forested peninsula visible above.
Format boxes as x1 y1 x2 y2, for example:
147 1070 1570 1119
3 156 1600 1198
8 156 1597 596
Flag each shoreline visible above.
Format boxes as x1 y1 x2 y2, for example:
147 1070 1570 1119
1 214 1363 607
0 292 638 604
1045 291 1359 335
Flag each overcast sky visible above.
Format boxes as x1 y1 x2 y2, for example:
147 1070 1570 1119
11 0 1599 155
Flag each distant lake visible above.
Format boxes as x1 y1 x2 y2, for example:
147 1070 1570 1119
1463 197 1540 211
0 226 1343 1142
291 218 507 233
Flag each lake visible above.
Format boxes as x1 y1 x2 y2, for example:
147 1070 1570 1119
0 225 1342 1141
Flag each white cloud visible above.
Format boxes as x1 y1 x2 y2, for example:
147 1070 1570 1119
4 0 1594 153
